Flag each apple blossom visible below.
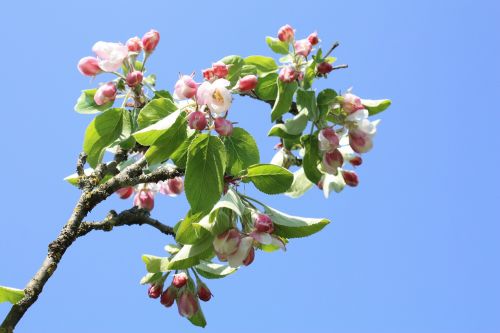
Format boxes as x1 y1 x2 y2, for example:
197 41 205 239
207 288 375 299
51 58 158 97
142 29 160 53
148 283 163 299
243 247 255 266
177 291 198 318
197 283 212 302
212 61 228 78
348 118 379 153
133 189 155 211
174 75 197 99
94 82 117 106
126 36 142 52
227 236 254 268
202 68 215 81
214 117 233 136
342 92 364 114
92 41 128 72
159 177 184 197
207 79 232 115
308 32 319 45
126 70 143 87
342 170 359 187
172 272 188 288
322 149 344 175
294 39 312 57
253 213 274 233
188 111 208 131
160 286 177 307
317 61 333 75
278 24 294 42
279 66 298 83
196 81 212 105
318 128 340 152
213 229 241 260
238 74 258 91
116 187 134 199
77 56 102 76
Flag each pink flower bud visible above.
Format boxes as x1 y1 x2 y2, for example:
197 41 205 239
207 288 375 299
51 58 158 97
308 32 319 45
197 283 212 302
212 61 229 78
177 291 199 318
94 82 117 106
278 24 295 42
172 272 188 288
148 283 163 299
349 128 373 153
202 68 215 81
174 75 197 99
126 36 142 52
342 170 359 187
342 92 364 114
159 177 184 197
213 228 241 259
317 62 333 75
77 56 102 76
188 111 208 131
294 39 312 57
318 128 340 152
322 149 344 175
160 286 177 307
238 75 258 91
214 118 233 136
116 186 134 199
243 247 255 266
126 70 143 87
349 156 363 166
279 66 297 83
134 189 155 211
142 29 160 53
253 213 274 233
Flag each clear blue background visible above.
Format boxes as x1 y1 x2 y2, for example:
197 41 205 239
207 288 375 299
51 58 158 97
1 0 499 332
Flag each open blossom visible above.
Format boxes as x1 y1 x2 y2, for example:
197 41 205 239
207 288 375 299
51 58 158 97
126 36 142 52
227 236 254 268
159 177 184 196
207 79 232 114
212 61 228 78
77 57 102 76
213 229 240 260
342 92 364 114
242 247 255 266
134 189 155 211
294 39 312 57
214 117 233 136
278 24 294 42
238 75 258 91
174 75 197 99
177 291 198 318
92 41 128 72
142 29 160 53
94 82 117 105
349 119 379 153
318 128 340 152
279 66 298 83
322 149 344 175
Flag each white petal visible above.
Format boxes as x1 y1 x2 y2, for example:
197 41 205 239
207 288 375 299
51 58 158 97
227 237 253 268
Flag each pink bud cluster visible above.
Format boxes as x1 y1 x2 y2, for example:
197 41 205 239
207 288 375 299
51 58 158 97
148 271 213 320
115 177 184 211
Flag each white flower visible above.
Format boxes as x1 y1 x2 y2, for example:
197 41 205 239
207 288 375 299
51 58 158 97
92 41 128 72
207 79 232 115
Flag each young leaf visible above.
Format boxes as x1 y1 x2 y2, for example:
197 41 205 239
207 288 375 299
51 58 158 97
176 210 211 245
224 127 260 175
139 272 163 285
317 89 338 116
170 132 196 168
141 255 170 273
242 164 294 195
362 99 392 115
167 236 214 270
263 205 330 238
188 305 207 327
133 109 182 146
137 98 178 129
153 90 174 100
244 55 278 76
144 115 187 165
255 73 278 101
74 89 113 114
271 80 298 122
185 134 227 214
83 108 126 168
265 36 289 54
302 134 323 184
296 89 318 121
268 109 308 139
0 285 25 304
195 260 237 279
219 55 244 86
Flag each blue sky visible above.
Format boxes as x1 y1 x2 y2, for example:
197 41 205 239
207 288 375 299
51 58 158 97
1 0 499 332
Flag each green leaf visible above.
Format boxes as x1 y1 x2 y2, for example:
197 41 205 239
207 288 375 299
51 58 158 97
195 260 237 279
240 64 258 76
271 80 298 122
220 55 244 86
74 89 113 114
255 73 278 101
137 98 178 129
362 99 392 115
144 115 187 165
302 61 317 90
188 306 207 328
265 36 289 55
185 134 227 213
296 89 318 121
153 90 174 100
317 89 338 116
224 127 260 175
268 110 308 139
244 55 278 76
133 110 182 146
302 134 323 184
140 272 163 285
242 164 293 195
83 108 127 168
285 167 314 198
167 236 214 270
0 285 24 304
170 132 196 168
176 210 211 245
141 255 170 273
196 189 245 235
263 205 330 238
